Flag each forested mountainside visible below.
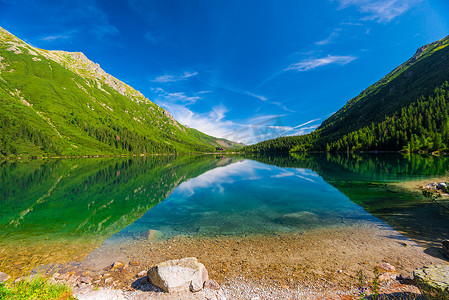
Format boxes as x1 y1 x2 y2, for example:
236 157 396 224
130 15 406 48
244 35 449 153
0 27 239 158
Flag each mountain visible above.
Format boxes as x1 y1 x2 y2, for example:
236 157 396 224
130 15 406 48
244 35 449 153
0 27 240 158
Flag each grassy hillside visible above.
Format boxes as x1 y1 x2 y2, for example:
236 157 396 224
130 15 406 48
244 35 449 153
324 84 449 152
0 27 237 158
319 35 449 140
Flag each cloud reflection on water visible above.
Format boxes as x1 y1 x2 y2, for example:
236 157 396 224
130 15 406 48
177 160 270 196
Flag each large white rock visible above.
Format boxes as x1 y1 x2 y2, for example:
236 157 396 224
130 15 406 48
414 265 449 299
147 257 208 293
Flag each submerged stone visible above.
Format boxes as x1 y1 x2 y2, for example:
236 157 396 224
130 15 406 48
111 261 125 270
129 261 140 266
139 229 163 241
278 211 319 226
413 265 449 299
283 211 318 219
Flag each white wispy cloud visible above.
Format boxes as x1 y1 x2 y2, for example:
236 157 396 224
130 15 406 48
287 125 320 136
221 115 321 143
166 92 200 105
40 33 74 41
152 88 201 105
250 115 287 123
242 115 289 143
267 125 293 130
153 87 314 144
155 96 287 144
153 88 242 141
293 118 321 129
247 92 268 102
334 0 421 23
246 92 295 112
316 29 342 45
205 83 293 112
209 105 228 122
160 102 238 139
152 71 198 83
265 118 322 136
285 55 357 72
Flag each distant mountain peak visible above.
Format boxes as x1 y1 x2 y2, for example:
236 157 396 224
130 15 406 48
0 26 240 157
0 26 148 103
40 50 149 103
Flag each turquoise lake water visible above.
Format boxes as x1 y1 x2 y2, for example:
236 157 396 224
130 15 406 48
114 159 377 239
1 153 449 268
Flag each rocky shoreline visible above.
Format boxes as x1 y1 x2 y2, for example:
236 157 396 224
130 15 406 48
420 181 449 195
2 222 448 299
0 259 425 300
2 257 447 299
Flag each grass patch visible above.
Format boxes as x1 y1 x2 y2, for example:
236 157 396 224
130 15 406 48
0 275 75 300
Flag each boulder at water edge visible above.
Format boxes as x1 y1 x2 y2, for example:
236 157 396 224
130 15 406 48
443 240 449 259
437 182 447 189
147 257 208 293
413 265 449 299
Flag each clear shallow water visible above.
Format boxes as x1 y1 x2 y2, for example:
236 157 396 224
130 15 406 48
114 159 377 239
0 155 232 244
1 153 449 268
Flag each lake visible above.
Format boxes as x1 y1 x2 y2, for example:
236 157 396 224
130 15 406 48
1 153 449 279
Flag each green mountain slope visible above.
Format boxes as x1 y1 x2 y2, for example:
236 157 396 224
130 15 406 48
320 35 449 139
0 27 238 158
244 35 449 153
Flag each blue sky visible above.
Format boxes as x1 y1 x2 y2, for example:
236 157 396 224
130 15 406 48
1 0 449 144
